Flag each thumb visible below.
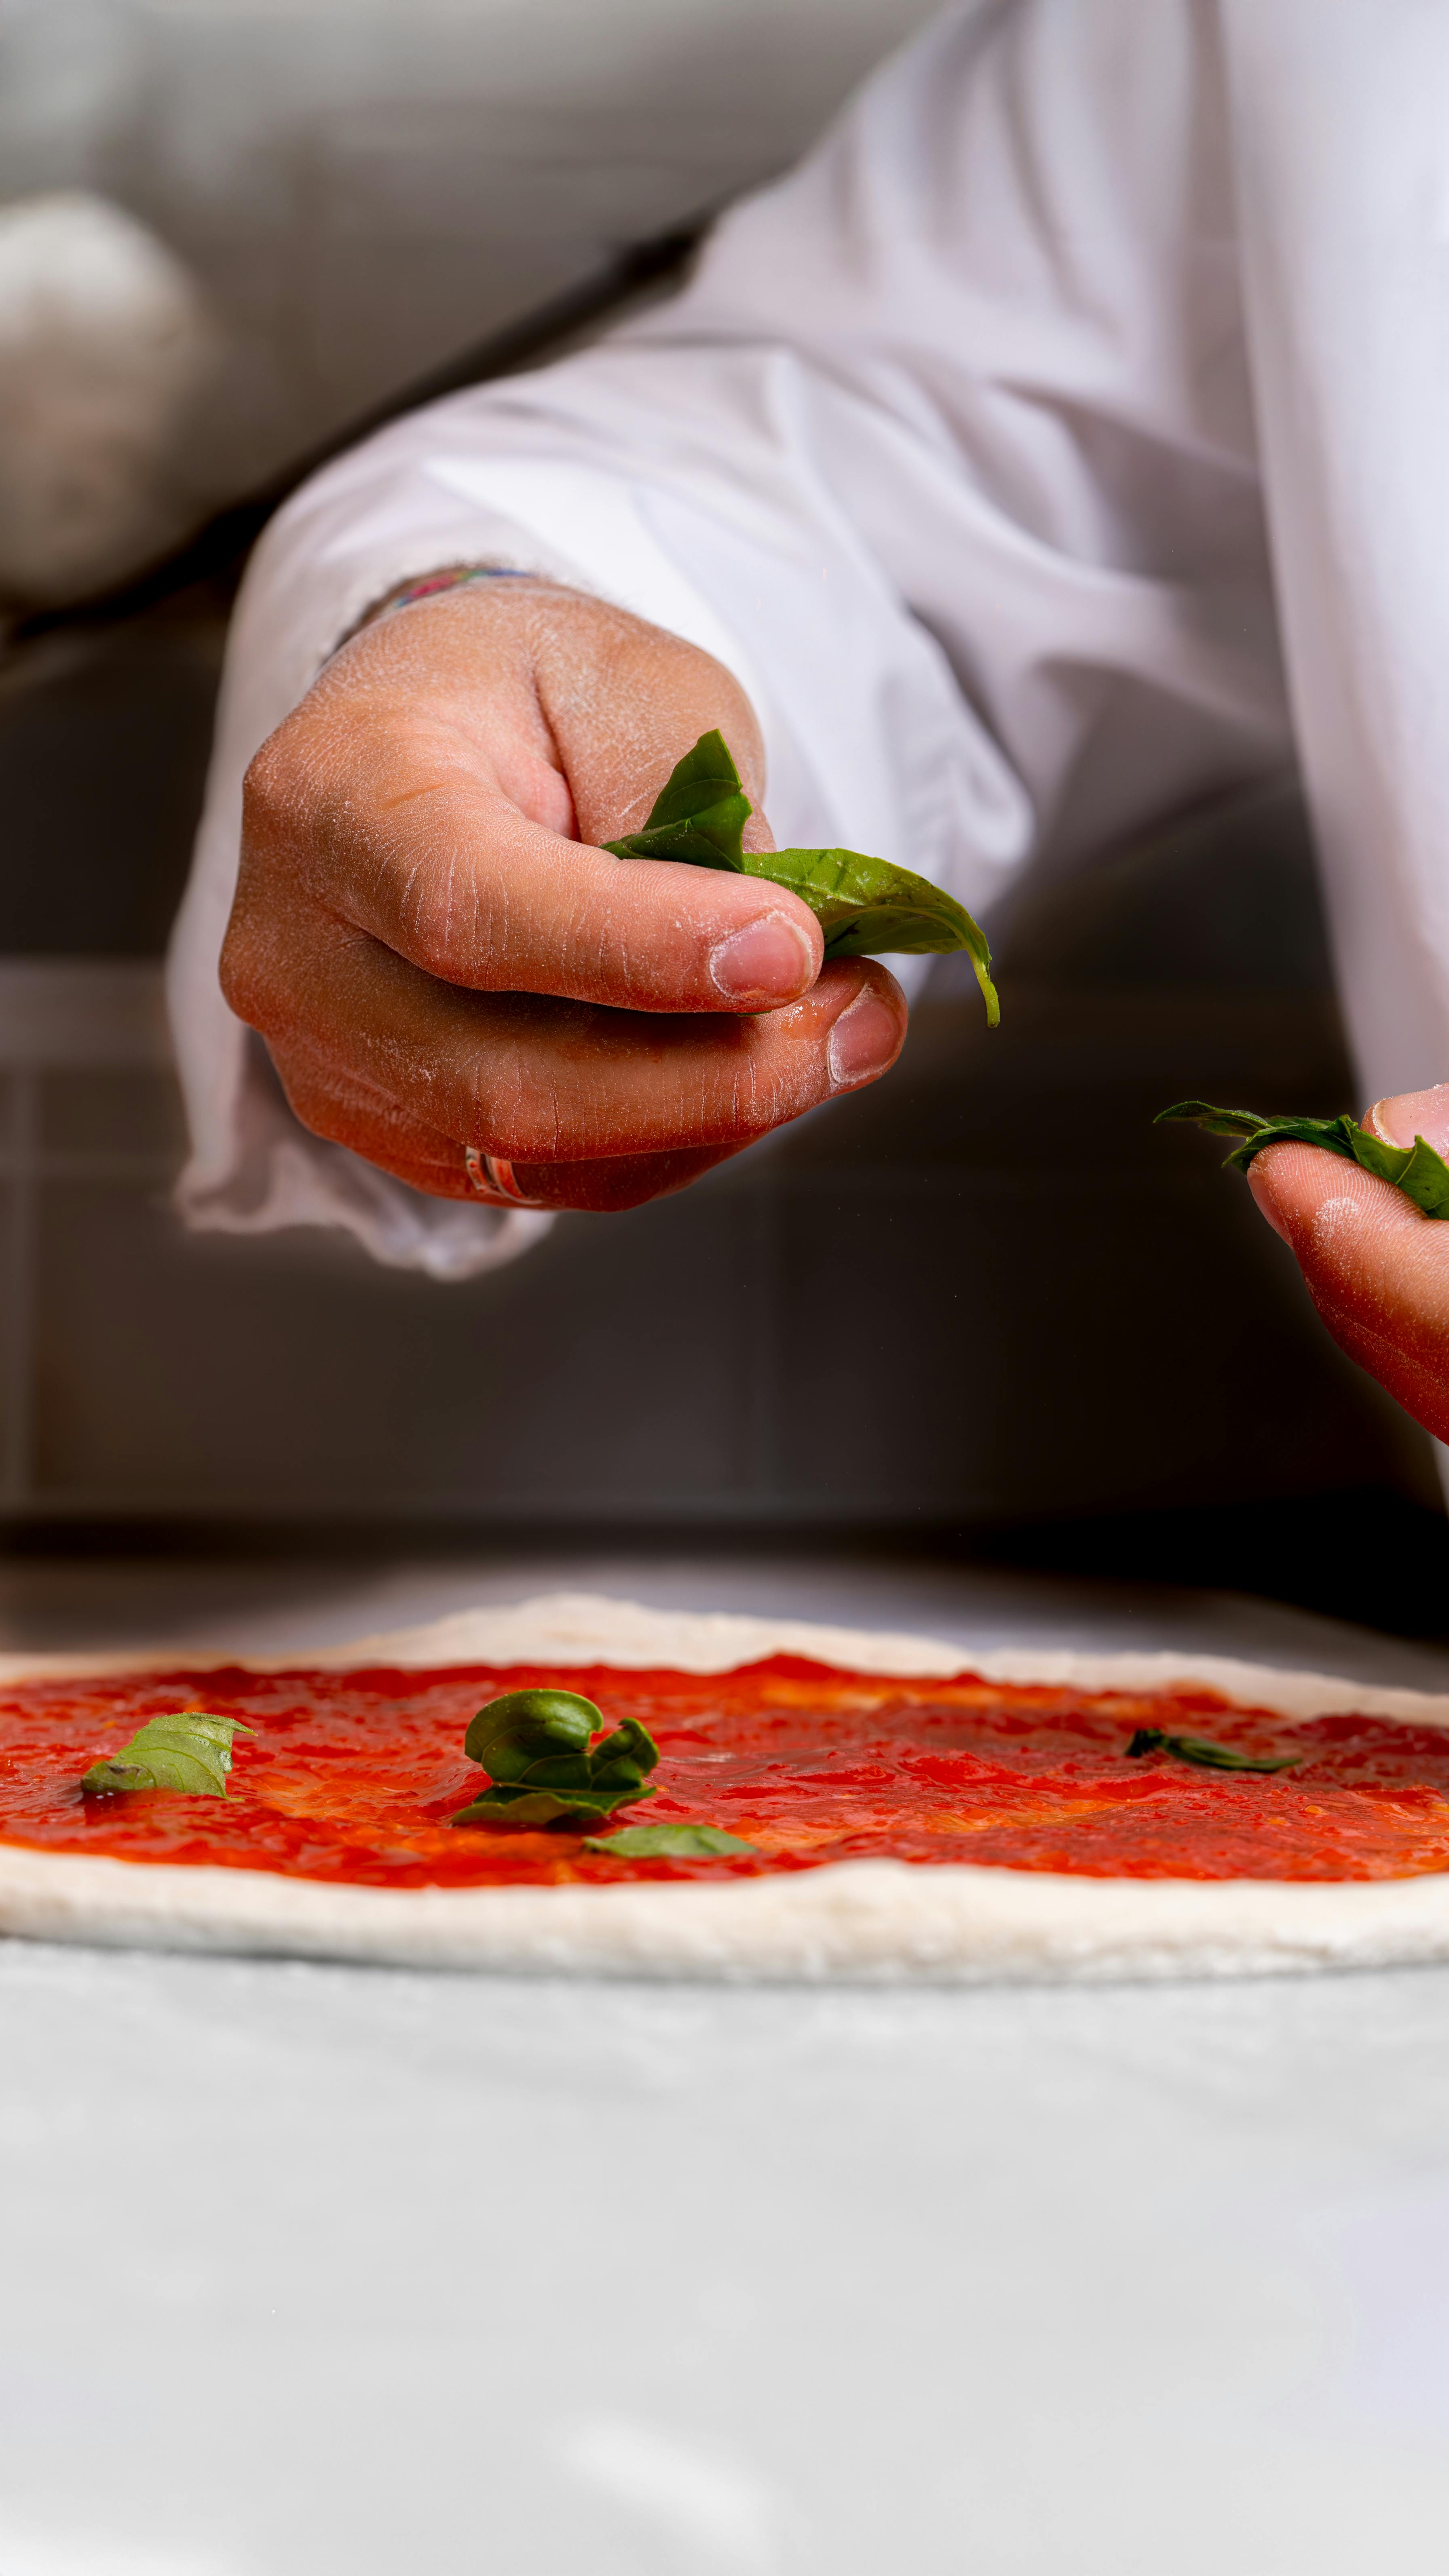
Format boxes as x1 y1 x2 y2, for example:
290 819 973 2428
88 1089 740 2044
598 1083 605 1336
1364 1080 1449 1158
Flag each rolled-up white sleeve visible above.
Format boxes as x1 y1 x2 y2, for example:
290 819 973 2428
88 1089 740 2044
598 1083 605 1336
173 0 1339 1277
1221 0 1449 1104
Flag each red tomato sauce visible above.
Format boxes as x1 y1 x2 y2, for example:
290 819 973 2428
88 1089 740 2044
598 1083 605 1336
2 1656 1449 1886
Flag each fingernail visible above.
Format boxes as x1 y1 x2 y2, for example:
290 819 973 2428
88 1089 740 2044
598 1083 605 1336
828 988 901 1089
709 916 813 1003
1367 1082 1449 1151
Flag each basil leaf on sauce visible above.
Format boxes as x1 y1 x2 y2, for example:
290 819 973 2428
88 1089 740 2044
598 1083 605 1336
1157 1100 1449 1220
463 1688 597 1784
1125 1727 1300 1775
80 1711 255 1798
582 1823 760 1859
584 1718 662 1799
604 730 1000 1025
451 1689 661 1829
450 1786 642 1829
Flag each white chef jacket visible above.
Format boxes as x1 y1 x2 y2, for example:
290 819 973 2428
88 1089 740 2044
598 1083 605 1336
168 0 1449 1280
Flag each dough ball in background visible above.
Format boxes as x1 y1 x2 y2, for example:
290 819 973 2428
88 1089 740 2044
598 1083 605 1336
0 190 218 604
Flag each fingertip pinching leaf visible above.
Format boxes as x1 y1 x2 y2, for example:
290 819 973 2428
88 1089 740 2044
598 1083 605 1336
582 1822 760 1859
450 1689 662 1829
1157 1100 1449 1218
80 1711 255 1798
604 731 999 1024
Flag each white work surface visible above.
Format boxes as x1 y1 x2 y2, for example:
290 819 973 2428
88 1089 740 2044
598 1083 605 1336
4 1552 1449 2576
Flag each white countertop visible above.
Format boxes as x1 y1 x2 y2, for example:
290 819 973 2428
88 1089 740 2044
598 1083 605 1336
4 1554 1449 2575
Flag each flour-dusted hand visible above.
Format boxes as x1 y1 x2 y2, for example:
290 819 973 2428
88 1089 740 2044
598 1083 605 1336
221 579 906 1213
1248 1086 1449 1442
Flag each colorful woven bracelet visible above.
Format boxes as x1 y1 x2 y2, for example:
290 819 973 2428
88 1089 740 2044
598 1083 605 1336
379 564 539 617
330 563 543 663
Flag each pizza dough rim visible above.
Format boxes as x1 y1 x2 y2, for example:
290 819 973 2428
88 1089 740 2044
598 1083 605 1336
4 1588 1449 1984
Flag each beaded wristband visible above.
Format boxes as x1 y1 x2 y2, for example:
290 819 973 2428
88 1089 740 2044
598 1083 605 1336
329 562 545 663
378 563 538 617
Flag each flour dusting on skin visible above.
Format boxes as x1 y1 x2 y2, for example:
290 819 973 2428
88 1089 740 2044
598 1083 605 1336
1312 1193 1368 1254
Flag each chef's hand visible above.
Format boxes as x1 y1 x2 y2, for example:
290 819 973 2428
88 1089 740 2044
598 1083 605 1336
222 577 906 1212
1249 1084 1449 1440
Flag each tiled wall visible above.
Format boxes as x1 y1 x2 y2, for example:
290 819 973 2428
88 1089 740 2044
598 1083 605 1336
0 799 1430 1529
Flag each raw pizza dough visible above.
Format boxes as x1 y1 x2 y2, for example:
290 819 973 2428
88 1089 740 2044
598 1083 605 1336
4 1590 1449 1983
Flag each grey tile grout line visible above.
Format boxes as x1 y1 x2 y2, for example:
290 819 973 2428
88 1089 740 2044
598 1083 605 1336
1 1069 38 1510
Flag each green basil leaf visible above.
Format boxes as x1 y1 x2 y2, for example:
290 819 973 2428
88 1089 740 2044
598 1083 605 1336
583 1823 760 1858
585 1716 661 1795
1170 1736 1301 1774
80 1711 255 1799
80 1760 159 1795
602 728 752 872
1351 1128 1449 1218
741 849 999 1021
1157 1100 1449 1218
613 810 750 870
463 1689 599 1786
452 1692 662 1827
603 731 999 1021
1155 1100 1276 1142
449 1784 657 1830
1124 1725 1298 1775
